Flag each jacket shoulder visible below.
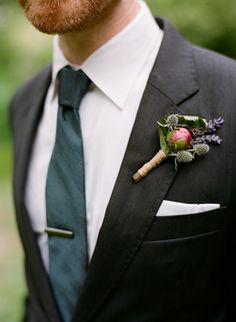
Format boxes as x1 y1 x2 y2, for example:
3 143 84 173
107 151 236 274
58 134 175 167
192 44 236 82
10 64 51 107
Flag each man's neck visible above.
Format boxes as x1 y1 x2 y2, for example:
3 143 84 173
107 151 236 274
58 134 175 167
59 0 140 65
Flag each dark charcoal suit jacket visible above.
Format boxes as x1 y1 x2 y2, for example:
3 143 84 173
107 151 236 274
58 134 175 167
9 18 236 322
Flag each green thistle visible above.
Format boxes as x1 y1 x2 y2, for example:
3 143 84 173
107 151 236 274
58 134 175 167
194 144 210 156
166 114 178 128
176 151 194 163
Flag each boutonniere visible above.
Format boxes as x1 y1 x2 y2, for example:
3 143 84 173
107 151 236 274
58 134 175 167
133 114 224 183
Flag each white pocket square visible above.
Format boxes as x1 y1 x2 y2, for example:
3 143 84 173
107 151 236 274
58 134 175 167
157 200 220 216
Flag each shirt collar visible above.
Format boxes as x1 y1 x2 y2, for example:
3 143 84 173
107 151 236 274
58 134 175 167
52 0 163 110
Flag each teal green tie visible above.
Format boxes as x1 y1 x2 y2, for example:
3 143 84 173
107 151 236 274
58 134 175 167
46 67 90 322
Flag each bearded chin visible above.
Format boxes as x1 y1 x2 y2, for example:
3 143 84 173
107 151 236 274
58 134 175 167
19 0 104 35
20 0 117 35
22 2 86 35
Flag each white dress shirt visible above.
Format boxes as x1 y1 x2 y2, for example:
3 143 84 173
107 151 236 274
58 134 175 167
25 0 164 271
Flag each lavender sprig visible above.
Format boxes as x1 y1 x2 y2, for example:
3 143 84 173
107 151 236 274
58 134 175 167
192 128 207 137
192 116 224 145
207 117 224 133
192 134 222 145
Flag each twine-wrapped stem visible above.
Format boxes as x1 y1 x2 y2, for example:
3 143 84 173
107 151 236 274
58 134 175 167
132 149 167 183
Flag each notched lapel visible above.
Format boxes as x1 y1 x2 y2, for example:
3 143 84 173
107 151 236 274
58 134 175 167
14 66 52 206
12 66 62 322
73 18 200 322
73 88 180 322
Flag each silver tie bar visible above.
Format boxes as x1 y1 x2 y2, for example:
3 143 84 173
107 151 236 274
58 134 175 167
45 227 74 238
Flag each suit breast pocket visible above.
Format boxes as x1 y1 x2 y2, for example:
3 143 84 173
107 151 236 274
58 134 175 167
128 207 228 310
144 206 227 242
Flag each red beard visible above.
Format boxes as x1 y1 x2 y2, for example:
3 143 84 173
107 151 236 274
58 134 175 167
17 0 118 35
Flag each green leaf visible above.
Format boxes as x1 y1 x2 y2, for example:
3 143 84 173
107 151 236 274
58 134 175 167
158 125 169 155
176 114 208 129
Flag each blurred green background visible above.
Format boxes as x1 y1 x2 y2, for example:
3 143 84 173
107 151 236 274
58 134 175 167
1 0 236 321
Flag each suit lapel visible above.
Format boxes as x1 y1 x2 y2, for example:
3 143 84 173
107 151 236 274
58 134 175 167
73 18 199 322
13 66 62 322
14 66 51 206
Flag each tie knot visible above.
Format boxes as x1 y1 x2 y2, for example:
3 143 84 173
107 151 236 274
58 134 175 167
58 67 90 109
